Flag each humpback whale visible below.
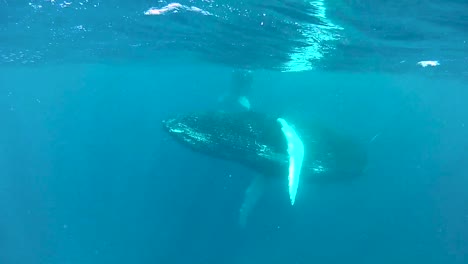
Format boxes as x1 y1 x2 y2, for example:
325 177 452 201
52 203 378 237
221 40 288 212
162 111 367 226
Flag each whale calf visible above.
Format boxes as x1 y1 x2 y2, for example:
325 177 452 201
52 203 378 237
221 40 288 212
162 111 367 226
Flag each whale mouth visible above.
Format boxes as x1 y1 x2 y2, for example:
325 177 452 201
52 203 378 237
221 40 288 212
162 116 213 146
162 117 188 135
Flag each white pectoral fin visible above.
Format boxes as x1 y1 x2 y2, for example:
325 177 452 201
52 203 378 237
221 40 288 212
238 96 251 110
239 174 266 228
277 118 305 205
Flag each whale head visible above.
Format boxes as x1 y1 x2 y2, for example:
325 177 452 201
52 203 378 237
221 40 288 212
162 111 291 176
162 113 214 149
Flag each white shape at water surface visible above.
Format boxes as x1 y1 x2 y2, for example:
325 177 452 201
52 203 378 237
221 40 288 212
282 0 343 72
417 60 440 67
277 118 305 205
144 2 212 16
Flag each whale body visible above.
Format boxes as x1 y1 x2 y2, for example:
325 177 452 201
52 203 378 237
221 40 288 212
162 111 367 226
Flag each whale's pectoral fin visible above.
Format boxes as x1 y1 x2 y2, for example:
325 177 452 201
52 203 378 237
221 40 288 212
239 174 266 228
237 96 251 110
277 118 305 205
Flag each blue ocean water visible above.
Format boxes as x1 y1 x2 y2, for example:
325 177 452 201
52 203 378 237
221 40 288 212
1 1 467 264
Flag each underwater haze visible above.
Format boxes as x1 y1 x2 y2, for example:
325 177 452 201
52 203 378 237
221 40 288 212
1 1 468 264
